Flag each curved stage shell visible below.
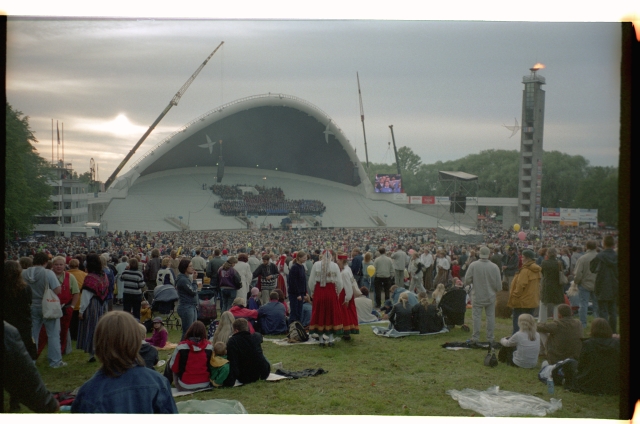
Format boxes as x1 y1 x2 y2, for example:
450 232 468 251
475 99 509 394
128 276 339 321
102 94 444 231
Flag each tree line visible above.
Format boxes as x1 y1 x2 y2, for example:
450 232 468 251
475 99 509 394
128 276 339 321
367 146 618 226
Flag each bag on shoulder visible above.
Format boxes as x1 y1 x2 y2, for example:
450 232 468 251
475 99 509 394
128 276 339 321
232 269 242 289
42 283 63 319
287 321 309 343
558 261 568 286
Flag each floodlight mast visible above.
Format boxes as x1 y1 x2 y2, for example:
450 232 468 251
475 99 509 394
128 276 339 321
104 41 225 189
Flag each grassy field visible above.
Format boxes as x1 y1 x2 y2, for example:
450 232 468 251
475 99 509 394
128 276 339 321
6 312 619 417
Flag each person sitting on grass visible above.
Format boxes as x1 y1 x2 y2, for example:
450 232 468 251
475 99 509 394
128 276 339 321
145 317 168 348
71 311 177 413
431 283 446 305
355 286 380 324
229 297 259 333
498 313 540 368
213 311 235 345
411 292 442 334
389 292 413 332
248 287 262 310
138 323 159 370
300 294 313 328
226 318 270 385
380 285 418 314
169 321 213 392
564 318 620 395
209 341 235 387
258 291 288 335
537 304 583 365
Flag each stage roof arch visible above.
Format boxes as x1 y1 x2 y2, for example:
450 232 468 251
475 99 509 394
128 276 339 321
108 93 372 195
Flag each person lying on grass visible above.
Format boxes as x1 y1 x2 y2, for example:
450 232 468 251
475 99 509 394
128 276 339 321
71 311 177 413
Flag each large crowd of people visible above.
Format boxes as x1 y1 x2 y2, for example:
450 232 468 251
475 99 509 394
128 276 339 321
212 184 326 216
3 222 621 413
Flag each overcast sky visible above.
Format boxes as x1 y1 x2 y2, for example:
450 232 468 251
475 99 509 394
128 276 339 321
7 18 622 179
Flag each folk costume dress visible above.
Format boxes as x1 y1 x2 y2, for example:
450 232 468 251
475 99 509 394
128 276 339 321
339 265 360 335
307 252 344 337
77 272 109 355
276 255 288 299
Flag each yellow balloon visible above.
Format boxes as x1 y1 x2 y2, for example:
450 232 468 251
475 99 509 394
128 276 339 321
513 223 521 231
367 265 375 277
248 243 252 247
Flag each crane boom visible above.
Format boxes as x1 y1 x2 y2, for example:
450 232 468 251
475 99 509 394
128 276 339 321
357 72 370 170
105 41 224 189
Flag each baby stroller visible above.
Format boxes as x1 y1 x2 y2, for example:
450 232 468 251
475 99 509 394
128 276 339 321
197 285 218 326
151 284 180 330
438 287 469 331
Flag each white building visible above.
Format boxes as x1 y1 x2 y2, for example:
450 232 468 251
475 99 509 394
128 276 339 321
33 161 95 237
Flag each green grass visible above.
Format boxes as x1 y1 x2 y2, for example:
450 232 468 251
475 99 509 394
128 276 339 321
6 313 619 417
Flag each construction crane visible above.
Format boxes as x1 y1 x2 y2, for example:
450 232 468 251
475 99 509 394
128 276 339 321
105 41 225 189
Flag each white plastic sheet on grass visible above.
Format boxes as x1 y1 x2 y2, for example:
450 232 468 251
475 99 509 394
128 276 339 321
176 399 248 414
447 386 562 417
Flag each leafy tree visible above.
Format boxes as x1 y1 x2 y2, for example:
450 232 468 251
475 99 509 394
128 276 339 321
78 171 92 184
573 166 618 225
396 146 422 175
5 103 53 238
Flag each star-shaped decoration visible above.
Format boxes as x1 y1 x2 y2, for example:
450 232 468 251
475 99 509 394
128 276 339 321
198 135 216 154
324 121 334 144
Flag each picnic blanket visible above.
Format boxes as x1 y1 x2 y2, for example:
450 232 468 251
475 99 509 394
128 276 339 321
264 336 342 346
372 326 449 338
441 341 498 350
447 386 562 417
176 399 248 414
172 373 291 396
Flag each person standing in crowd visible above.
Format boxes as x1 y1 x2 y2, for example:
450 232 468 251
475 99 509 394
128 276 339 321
37 256 80 358
308 250 344 347
72 311 177 413
373 247 394 308
275 254 289 298
77 253 110 363
507 249 541 334
234 253 253 303
252 254 279 305
501 247 519 288
408 251 426 294
120 257 146 321
350 248 364 288
490 248 503 280
573 240 599 328
4 322 59 413
420 247 434 291
176 259 199 340
66 259 87 342
391 245 408 288
22 252 65 368
190 249 207 280
458 248 469 280
143 249 162 291
219 257 240 313
464 246 502 345
337 252 359 340
288 250 308 323
434 249 451 287
590 234 618 333
114 256 128 306
539 247 565 323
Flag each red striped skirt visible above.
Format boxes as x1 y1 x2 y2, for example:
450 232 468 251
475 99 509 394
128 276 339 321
309 283 344 336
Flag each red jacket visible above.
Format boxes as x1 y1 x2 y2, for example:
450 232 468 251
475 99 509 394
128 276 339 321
170 337 213 389
229 305 258 334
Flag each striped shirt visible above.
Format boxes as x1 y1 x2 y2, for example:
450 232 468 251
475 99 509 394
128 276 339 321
120 269 145 295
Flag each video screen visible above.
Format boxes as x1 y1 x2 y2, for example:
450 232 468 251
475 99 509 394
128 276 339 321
374 174 402 193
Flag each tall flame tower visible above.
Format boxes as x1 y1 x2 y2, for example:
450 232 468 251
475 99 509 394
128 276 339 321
517 65 545 229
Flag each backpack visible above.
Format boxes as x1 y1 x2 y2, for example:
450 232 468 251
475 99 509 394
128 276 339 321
156 268 175 286
287 321 309 343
